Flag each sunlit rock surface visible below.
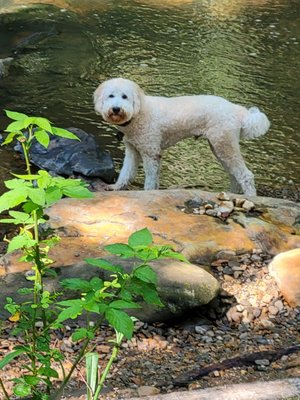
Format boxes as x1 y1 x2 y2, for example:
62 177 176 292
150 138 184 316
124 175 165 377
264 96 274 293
1 189 300 317
269 248 300 307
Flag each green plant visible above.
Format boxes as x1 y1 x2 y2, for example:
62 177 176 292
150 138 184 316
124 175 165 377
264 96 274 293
0 110 93 399
0 111 187 399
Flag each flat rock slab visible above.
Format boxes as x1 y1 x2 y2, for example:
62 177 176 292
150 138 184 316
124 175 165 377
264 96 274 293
1 189 300 276
129 378 300 400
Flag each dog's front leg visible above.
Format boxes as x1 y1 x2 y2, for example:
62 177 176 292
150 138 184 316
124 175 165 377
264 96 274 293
142 153 161 190
109 142 141 190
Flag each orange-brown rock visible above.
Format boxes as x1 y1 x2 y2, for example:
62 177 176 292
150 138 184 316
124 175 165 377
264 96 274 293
269 248 300 307
1 189 300 276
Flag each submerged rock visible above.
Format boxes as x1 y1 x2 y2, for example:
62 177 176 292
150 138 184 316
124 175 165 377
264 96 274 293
14 127 115 183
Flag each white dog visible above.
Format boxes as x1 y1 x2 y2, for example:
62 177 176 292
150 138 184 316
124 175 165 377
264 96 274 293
94 78 270 196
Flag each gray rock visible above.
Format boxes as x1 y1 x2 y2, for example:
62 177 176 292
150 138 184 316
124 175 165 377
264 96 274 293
14 127 115 183
0 258 220 323
0 57 13 78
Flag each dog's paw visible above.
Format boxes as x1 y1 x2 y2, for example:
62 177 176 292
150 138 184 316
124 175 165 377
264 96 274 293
105 183 127 191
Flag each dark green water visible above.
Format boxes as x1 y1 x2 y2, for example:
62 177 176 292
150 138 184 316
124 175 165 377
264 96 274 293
0 0 299 192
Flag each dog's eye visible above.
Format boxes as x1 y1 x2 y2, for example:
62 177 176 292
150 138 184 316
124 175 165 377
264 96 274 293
122 94 128 99
108 94 115 98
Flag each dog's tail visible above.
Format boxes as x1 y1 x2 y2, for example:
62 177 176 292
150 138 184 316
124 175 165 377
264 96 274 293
241 107 270 140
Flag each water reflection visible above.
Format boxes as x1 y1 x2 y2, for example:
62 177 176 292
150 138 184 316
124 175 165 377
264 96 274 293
0 0 299 192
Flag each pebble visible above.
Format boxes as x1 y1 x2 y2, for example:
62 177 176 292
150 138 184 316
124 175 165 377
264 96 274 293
255 359 270 366
137 386 160 396
242 200 255 211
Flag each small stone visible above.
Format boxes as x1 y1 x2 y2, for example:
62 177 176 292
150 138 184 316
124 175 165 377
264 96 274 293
206 209 218 217
215 250 237 260
253 308 262 318
236 304 244 312
242 200 255 211
255 359 270 366
195 325 211 334
97 345 111 354
234 197 246 207
217 192 230 201
137 386 160 396
268 305 279 315
274 300 284 311
260 319 275 330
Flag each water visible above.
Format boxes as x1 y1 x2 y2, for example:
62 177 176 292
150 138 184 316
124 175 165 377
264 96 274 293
0 0 299 193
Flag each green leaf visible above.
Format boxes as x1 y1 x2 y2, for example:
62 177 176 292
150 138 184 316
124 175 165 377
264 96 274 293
158 247 189 262
52 127 80 140
1 131 20 145
72 328 93 342
62 185 93 199
9 210 32 223
86 352 99 396
0 349 26 369
45 186 62 205
24 375 40 386
5 109 28 121
105 308 134 339
34 117 52 132
85 258 124 274
103 243 135 258
128 228 153 247
12 173 40 180
110 300 141 309
7 234 36 253
89 276 104 291
5 120 26 132
35 128 50 148
56 300 83 323
61 278 91 292
28 187 46 206
38 366 59 378
13 383 31 397
133 265 157 285
0 188 28 213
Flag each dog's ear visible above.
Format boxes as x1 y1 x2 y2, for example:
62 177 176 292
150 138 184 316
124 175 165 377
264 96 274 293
132 82 144 115
93 82 106 108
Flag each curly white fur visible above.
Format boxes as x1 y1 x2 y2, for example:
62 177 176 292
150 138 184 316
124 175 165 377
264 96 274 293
94 78 270 196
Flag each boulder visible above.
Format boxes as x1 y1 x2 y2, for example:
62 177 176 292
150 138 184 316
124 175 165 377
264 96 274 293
1 189 300 319
0 258 220 322
14 127 115 183
268 248 300 307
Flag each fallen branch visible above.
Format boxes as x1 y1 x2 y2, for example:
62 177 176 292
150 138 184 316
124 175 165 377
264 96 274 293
172 344 300 386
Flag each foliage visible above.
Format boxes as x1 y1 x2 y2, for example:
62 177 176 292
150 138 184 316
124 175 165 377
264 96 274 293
0 111 187 399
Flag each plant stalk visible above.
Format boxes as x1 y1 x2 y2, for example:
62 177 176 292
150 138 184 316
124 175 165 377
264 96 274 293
93 332 124 399
0 377 10 400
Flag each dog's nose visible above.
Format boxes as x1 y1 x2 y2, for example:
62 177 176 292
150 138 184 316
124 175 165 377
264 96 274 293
112 107 121 114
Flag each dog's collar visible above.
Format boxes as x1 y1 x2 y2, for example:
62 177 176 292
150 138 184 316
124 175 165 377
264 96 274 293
118 118 133 127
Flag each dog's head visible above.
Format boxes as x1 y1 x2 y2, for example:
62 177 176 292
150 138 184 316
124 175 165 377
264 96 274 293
94 78 143 125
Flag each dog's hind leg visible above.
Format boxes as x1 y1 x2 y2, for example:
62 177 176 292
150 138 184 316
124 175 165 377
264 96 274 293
208 134 256 197
142 153 161 190
110 141 141 190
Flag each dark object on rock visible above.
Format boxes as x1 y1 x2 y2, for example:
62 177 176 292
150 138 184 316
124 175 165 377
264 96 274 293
14 127 116 183
172 344 300 386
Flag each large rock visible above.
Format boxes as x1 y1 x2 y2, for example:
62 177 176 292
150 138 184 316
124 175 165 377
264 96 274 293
0 257 220 322
1 189 300 277
269 248 300 307
1 189 300 318
14 127 116 183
